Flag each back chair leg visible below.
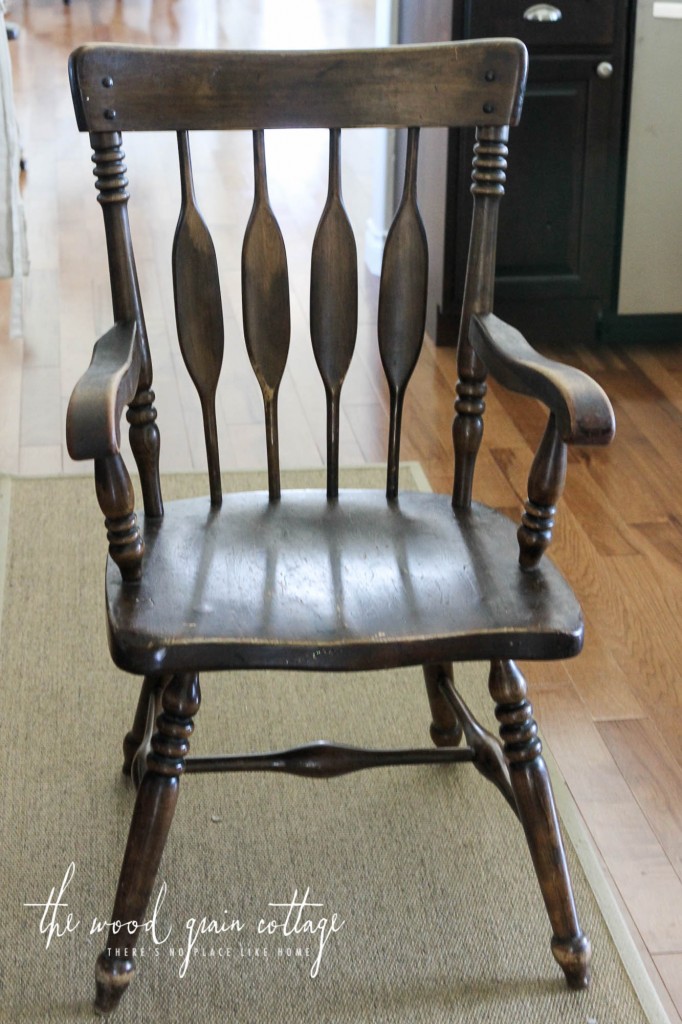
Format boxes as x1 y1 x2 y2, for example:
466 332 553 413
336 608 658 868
95 672 201 1015
488 659 591 989
122 673 171 776
423 663 463 747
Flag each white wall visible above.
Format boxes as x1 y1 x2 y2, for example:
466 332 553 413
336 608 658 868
618 0 682 314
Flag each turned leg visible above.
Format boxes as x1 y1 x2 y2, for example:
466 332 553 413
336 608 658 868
423 664 463 747
122 674 171 778
489 659 591 989
95 672 200 1015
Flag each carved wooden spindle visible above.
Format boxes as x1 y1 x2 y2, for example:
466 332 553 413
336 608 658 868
95 672 201 1015
378 126 428 500
518 413 567 570
185 740 475 777
94 452 144 582
452 126 508 510
173 131 224 507
311 128 358 498
488 659 591 988
91 131 163 519
242 130 291 501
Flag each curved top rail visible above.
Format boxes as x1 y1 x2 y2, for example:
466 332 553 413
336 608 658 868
69 39 528 134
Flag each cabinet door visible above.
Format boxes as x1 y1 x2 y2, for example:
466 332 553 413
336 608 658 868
492 56 624 340
398 0 630 345
442 53 626 345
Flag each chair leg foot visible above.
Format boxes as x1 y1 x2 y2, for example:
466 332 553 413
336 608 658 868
551 933 591 989
489 660 591 988
94 951 134 1015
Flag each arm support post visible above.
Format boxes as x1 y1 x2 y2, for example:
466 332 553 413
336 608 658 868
469 312 615 568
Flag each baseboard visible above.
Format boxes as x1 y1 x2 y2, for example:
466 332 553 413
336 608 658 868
600 313 682 345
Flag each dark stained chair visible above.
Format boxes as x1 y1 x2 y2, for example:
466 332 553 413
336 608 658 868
66 40 615 1015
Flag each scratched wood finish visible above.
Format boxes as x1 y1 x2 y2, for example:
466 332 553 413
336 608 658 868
8 7 676 1015
104 491 584 676
173 131 224 507
242 130 290 500
95 672 201 1014
69 41 528 133
452 127 508 511
63 37 618 1017
89 131 163 520
378 127 428 498
488 659 590 988
184 740 476 778
469 313 615 446
310 129 358 498
66 321 140 461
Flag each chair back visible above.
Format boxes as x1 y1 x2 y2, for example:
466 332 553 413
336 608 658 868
68 41 528 507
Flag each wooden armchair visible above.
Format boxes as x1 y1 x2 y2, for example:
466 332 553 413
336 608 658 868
66 39 614 1015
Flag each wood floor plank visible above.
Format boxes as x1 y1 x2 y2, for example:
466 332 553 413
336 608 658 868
654 953 682 1021
598 718 682 882
532 682 682 955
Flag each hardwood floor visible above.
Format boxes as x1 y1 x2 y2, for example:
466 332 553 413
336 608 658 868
2 1 681 1020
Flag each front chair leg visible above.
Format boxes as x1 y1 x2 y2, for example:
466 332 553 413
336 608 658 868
95 672 201 1015
488 659 591 989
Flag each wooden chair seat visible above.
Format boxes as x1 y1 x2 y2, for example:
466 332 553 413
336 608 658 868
107 489 583 676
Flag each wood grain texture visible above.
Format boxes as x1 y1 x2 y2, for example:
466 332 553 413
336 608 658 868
69 40 528 133
94 671 200 1014
598 717 682 880
172 131 224 506
6 1 681 1018
66 321 139 460
655 954 682 1020
531 682 682 955
470 312 615 445
184 740 476 777
90 130 163 518
517 413 567 570
488 659 590 989
104 491 583 676
242 130 291 499
379 127 428 498
452 127 509 509
310 129 358 498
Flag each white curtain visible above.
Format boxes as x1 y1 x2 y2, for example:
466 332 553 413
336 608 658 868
0 0 29 337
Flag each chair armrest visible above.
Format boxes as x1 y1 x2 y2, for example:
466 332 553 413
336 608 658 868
469 312 615 446
66 321 141 460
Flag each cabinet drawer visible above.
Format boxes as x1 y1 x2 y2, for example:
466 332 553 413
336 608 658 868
466 0 616 49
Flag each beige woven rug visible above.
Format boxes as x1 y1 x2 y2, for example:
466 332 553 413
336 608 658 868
0 467 670 1023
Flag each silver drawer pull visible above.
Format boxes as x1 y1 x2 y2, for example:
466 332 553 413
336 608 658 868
596 61 614 78
523 3 563 21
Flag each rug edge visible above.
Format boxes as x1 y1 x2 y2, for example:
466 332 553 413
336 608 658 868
0 476 11 640
1 466 668 1021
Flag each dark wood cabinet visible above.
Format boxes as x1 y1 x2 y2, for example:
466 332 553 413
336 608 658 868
400 0 633 347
